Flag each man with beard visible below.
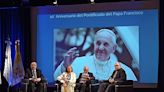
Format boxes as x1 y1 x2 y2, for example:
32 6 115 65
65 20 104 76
97 62 127 92
54 29 137 81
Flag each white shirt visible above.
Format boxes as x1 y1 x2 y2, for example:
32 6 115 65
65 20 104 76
32 70 37 78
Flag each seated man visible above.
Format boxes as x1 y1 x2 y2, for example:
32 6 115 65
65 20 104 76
98 62 126 92
77 66 95 92
24 60 45 92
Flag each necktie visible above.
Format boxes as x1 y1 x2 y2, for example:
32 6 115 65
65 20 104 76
32 70 37 78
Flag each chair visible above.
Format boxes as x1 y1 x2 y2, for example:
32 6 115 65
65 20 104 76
56 79 99 92
115 80 133 92
89 79 99 92
75 79 99 92
89 80 133 92
20 79 29 92
20 79 48 92
47 82 59 92
54 80 61 92
54 83 59 92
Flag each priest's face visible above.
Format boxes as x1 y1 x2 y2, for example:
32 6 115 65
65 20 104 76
94 29 116 61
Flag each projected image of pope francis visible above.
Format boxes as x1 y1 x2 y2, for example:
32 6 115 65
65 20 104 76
54 28 137 81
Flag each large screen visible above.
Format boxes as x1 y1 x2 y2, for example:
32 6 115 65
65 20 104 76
31 1 159 88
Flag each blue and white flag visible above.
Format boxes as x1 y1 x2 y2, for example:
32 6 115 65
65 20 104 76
3 39 13 86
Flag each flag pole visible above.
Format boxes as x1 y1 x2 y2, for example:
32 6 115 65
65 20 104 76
7 86 9 92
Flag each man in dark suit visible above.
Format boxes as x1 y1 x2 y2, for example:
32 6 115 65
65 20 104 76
98 62 126 92
77 66 95 92
24 60 45 92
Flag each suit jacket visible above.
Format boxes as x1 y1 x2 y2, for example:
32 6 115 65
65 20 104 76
77 72 95 84
110 68 126 82
24 68 44 82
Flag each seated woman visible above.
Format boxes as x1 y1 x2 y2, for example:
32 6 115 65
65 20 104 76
57 65 76 92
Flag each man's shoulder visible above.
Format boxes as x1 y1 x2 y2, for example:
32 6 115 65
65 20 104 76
119 68 126 72
88 72 93 74
36 69 42 73
120 63 131 70
36 68 41 71
120 63 137 81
